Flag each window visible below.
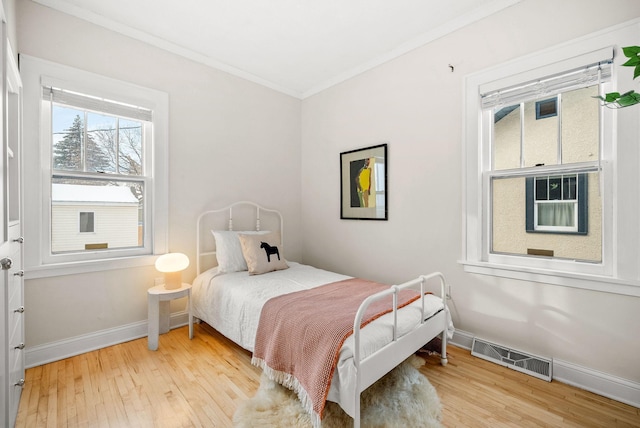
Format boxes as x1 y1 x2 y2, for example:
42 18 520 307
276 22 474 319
487 64 605 265
46 88 148 254
79 212 94 233
525 174 587 234
21 56 169 276
535 97 557 119
462 22 640 297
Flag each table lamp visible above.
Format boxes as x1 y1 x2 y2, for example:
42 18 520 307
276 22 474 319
155 252 189 290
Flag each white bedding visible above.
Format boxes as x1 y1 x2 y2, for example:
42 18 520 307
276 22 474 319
192 262 451 417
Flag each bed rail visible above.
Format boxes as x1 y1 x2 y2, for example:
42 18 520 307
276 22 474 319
196 201 283 274
352 272 448 428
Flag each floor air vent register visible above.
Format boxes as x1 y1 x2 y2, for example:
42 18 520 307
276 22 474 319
471 338 552 382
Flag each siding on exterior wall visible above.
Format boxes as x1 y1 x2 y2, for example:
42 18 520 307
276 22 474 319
51 204 139 252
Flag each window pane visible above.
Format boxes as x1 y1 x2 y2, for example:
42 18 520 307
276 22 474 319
493 104 521 170
52 105 84 171
79 212 94 233
548 176 562 200
536 98 557 119
118 119 143 175
562 85 599 164
535 177 548 200
523 98 558 167
563 175 577 199
51 177 143 253
86 112 117 173
492 173 601 262
537 202 575 227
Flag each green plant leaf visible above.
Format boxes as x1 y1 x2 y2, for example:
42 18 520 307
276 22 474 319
595 91 640 108
620 46 640 80
622 57 640 67
616 91 640 107
604 92 621 102
594 47 640 108
622 46 640 58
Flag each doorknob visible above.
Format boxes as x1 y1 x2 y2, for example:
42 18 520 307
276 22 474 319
0 257 12 270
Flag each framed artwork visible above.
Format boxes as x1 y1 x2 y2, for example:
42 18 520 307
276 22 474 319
340 143 388 220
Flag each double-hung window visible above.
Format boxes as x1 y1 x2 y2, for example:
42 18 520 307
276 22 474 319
463 21 640 296
482 56 609 265
21 56 169 276
45 86 150 254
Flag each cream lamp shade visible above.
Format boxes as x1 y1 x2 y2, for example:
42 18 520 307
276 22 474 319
155 253 190 290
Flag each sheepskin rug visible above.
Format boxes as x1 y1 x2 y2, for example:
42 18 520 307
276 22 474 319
233 355 442 428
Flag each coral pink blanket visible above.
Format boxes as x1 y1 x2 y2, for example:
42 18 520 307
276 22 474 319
251 278 420 426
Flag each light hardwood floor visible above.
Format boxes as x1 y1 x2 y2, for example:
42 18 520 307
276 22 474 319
16 324 640 427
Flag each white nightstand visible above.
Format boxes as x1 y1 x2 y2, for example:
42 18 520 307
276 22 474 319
147 283 193 350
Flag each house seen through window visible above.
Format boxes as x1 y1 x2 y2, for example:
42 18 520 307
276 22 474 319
487 70 605 263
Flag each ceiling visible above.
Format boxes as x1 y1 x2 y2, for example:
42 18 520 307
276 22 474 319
32 0 521 98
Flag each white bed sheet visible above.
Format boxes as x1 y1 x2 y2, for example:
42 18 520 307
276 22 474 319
192 262 450 417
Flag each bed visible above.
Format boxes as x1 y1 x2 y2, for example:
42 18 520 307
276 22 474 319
192 201 452 428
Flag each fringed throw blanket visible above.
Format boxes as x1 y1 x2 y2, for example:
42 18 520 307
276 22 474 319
251 278 420 427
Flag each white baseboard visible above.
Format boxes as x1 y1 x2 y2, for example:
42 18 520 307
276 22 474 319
25 311 189 368
450 328 640 409
553 359 640 408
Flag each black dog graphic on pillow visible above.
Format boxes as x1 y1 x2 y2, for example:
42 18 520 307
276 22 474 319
260 242 280 262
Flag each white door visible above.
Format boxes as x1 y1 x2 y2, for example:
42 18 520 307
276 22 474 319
0 248 7 428
0 11 7 425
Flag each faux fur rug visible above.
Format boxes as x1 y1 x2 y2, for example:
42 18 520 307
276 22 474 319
233 355 442 428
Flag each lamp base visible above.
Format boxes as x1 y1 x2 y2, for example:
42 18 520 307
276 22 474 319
164 271 182 290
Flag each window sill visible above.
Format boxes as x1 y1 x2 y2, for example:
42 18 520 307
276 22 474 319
459 259 640 297
25 254 158 279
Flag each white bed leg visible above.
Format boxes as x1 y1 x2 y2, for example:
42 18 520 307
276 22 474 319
354 397 361 428
440 331 448 366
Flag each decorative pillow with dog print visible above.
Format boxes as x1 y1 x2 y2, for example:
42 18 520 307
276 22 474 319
238 231 289 275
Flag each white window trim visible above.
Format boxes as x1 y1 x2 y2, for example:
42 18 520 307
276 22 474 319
461 19 640 297
21 55 168 278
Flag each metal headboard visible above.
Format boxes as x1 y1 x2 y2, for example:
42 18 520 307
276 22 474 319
196 201 284 275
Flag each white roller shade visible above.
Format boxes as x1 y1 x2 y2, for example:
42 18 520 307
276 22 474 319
480 47 614 109
43 86 153 122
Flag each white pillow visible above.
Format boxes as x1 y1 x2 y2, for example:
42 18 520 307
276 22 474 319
211 230 268 273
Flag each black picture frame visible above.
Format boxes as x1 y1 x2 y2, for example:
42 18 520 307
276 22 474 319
340 143 388 220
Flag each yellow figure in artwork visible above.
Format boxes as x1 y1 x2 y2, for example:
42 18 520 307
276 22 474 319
356 158 372 207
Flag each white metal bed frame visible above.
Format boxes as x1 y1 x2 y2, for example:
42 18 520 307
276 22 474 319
196 201 448 428
196 201 284 275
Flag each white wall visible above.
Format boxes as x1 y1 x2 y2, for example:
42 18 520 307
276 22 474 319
17 1 302 347
301 0 640 386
